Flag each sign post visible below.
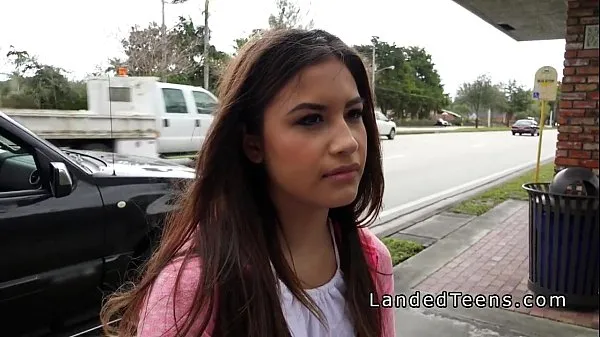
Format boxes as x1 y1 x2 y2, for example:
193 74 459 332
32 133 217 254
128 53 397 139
532 66 558 182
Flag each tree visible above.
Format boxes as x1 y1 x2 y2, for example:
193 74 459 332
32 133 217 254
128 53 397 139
233 0 314 52
115 18 202 79
233 29 263 54
353 41 448 120
455 74 502 128
1 47 87 110
268 0 314 30
503 80 531 125
113 17 229 92
404 46 448 119
448 101 471 118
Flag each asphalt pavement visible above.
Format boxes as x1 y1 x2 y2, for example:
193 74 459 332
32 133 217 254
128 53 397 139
376 129 558 224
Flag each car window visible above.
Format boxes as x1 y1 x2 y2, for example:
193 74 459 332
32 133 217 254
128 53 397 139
515 120 532 125
109 87 132 102
192 91 218 115
0 135 20 154
0 129 41 193
376 112 387 121
162 88 189 114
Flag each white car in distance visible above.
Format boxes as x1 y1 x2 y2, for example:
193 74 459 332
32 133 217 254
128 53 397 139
375 111 397 140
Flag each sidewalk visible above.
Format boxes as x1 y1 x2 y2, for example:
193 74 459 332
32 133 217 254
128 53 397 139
387 200 598 337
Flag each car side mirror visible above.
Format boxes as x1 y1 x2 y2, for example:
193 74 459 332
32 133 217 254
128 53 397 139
49 162 73 198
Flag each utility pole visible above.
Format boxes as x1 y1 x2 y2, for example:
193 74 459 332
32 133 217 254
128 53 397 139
161 0 167 82
371 36 378 100
203 0 210 89
161 0 165 28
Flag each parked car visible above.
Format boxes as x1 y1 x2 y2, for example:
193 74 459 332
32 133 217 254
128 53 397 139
511 119 539 136
375 112 397 139
434 119 452 127
0 110 195 336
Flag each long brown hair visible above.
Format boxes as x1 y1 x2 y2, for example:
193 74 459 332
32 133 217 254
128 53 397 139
100 28 385 337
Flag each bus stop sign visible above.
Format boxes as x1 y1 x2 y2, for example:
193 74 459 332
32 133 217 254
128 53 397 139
533 66 558 101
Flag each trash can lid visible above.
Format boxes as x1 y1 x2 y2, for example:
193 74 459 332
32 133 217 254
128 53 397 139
549 167 599 196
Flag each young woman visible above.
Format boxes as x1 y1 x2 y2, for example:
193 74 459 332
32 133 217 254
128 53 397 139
101 28 395 337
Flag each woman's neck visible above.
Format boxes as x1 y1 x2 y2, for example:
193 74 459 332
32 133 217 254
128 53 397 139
276 200 330 254
273 197 338 288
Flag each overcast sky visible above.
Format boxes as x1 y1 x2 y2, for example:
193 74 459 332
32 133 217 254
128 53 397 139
0 0 565 97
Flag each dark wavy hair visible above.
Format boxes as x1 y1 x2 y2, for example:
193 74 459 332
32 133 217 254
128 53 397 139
100 28 385 337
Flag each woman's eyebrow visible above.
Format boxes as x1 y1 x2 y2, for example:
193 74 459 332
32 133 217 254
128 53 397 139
287 97 363 115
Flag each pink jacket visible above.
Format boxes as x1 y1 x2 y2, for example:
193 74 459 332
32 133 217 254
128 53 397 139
137 228 395 337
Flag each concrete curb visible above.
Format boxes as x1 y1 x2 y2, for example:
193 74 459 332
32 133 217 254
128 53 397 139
394 127 556 136
395 129 509 135
370 156 555 238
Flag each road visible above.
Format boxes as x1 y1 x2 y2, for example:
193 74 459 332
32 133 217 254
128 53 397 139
376 129 558 223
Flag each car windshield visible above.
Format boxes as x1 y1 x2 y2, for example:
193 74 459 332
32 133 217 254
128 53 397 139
514 120 532 125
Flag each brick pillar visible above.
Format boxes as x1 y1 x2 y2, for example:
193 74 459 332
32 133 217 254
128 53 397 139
555 0 599 176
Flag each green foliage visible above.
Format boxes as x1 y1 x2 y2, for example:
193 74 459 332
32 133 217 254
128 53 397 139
381 237 425 266
353 41 448 120
454 74 506 128
0 47 87 110
453 75 547 128
110 16 230 92
501 79 533 125
233 29 263 55
451 162 556 215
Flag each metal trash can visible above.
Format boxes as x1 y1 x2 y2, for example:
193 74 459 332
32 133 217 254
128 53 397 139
522 167 599 310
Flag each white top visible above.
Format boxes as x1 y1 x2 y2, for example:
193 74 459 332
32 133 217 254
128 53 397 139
275 224 355 337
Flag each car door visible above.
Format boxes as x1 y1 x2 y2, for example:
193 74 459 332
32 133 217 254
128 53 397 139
0 119 106 335
191 89 218 149
375 112 389 135
158 87 196 154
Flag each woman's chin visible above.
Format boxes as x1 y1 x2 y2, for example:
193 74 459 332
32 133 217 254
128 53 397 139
322 188 359 209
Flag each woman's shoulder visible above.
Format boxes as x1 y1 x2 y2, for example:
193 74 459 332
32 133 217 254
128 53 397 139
358 227 393 274
138 255 208 336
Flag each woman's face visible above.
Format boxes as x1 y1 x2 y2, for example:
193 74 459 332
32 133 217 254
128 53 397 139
245 57 368 210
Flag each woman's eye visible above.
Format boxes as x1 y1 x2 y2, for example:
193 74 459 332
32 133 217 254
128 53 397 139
347 109 364 120
297 114 324 126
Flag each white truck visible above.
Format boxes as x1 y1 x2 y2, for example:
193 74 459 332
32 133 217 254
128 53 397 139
1 73 218 160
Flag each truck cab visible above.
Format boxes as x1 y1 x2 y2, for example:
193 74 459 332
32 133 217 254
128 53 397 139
153 81 218 155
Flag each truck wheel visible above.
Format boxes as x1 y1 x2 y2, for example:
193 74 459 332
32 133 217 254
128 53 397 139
80 143 111 152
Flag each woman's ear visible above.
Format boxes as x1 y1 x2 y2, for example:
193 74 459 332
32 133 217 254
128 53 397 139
242 130 264 164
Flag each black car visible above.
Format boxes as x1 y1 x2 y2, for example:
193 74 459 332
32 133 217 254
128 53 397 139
511 119 539 136
0 111 195 336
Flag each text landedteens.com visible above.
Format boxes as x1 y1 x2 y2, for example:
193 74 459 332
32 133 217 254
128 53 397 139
369 291 567 309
